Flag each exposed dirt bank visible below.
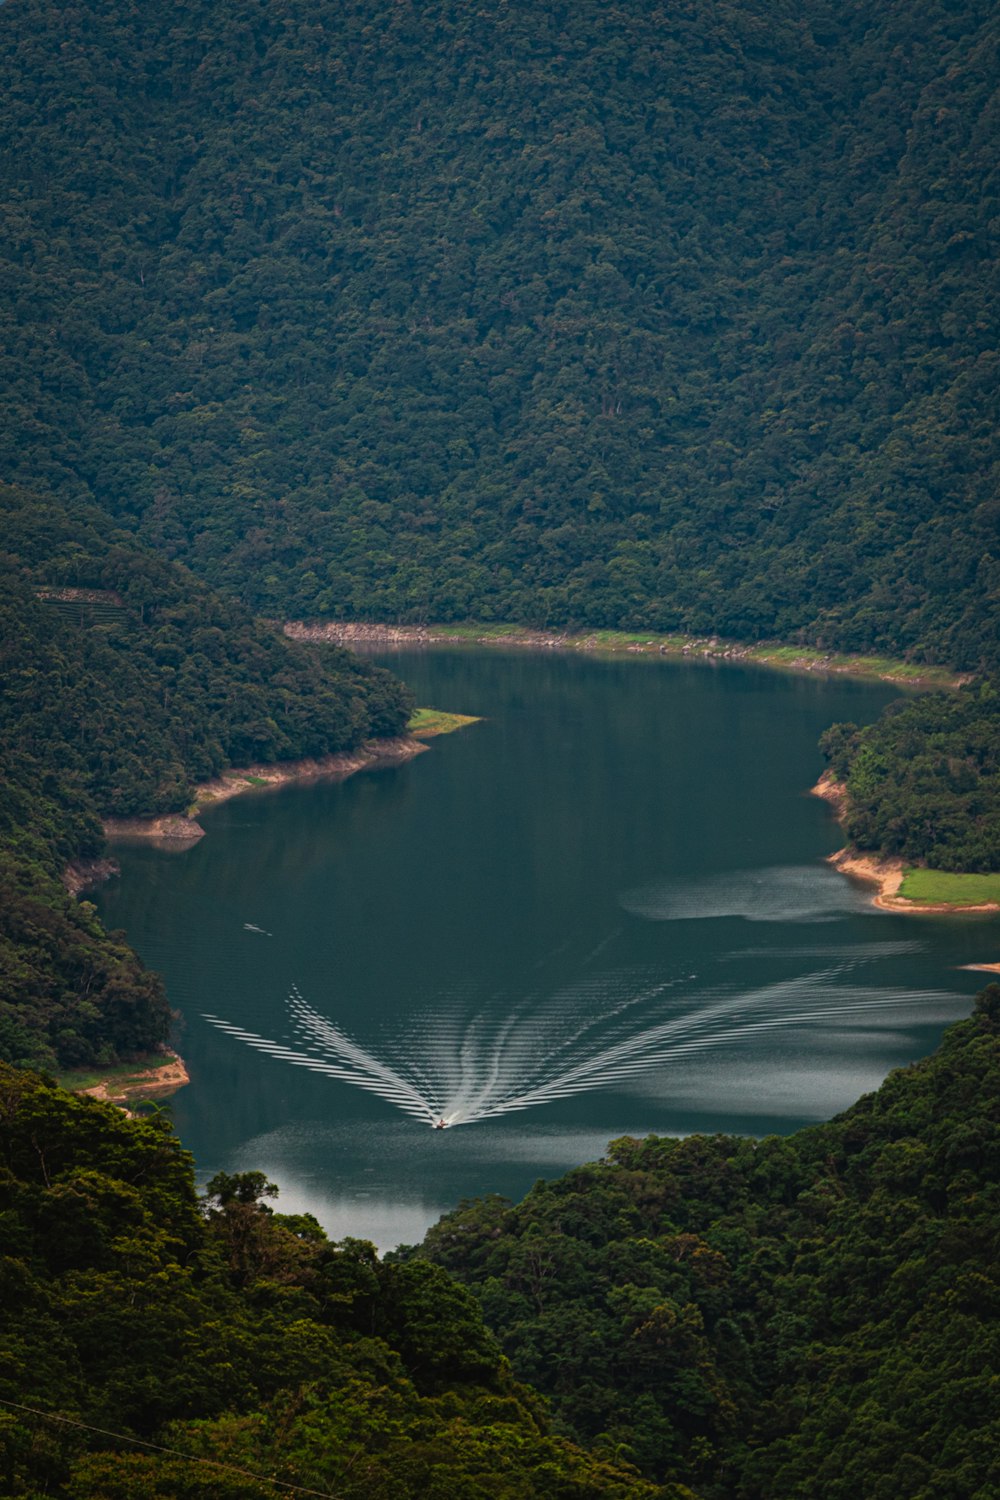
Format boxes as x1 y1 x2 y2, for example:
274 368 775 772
103 812 208 842
815 775 1000 914
78 1051 191 1106
193 735 426 810
287 621 437 646
284 620 968 688
101 735 428 843
825 846 1000 915
63 857 121 896
826 846 906 907
812 770 851 820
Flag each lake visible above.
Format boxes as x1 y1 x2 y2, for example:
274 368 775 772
96 649 996 1249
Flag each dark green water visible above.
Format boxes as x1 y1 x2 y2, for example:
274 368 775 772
96 650 996 1249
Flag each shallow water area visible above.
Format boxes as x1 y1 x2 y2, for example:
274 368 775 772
96 649 996 1250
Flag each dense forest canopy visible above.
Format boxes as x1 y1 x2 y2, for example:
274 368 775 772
0 1 998 1490
410 987 1000 1498
0 1063 659 1498
2 991 997 1497
0 491 412 1071
0 487 411 817
1 0 997 664
820 682 1000 870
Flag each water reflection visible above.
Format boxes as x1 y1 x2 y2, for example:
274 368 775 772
96 650 996 1250
204 925 967 1138
621 863 880 923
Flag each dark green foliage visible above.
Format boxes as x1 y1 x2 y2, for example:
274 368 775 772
0 1 997 1489
0 487 412 818
0 489 413 1069
0 1064 659 1498
6 998 996 1497
0 846 170 1070
411 989 1000 1497
0 0 996 666
820 681 1000 868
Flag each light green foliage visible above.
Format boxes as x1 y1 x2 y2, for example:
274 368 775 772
408 707 482 737
898 868 1000 904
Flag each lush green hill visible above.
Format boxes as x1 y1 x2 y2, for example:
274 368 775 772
0 489 412 1070
1 0 996 665
0 487 411 817
0 1064 659 1499
409 986 1000 1498
2 993 996 1499
1 3 998 1488
820 683 1000 871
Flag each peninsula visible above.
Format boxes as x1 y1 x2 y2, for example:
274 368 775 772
815 772 1000 915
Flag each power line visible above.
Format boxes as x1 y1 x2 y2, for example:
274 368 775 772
0 1395 342 1499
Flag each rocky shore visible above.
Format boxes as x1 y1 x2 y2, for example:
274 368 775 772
101 735 428 844
815 775 1000 915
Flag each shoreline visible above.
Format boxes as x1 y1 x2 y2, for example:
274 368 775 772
61 734 429 1112
64 856 121 896
826 845 1000 914
815 775 1000 915
102 734 428 844
285 620 968 690
63 732 442 1106
64 1049 191 1108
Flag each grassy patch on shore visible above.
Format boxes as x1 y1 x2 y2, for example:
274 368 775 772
898 869 1000 905
431 623 524 640
408 707 482 737
748 644 959 685
56 1052 178 1094
412 624 964 687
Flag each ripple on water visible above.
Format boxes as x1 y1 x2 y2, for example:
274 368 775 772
619 864 882 924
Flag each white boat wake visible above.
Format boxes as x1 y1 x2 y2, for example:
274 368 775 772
204 960 959 1129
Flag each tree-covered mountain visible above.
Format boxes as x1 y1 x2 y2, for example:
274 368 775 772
1 0 996 666
408 987 1000 1498
0 487 411 817
0 489 412 1071
5 990 995 1498
820 682 1000 870
2 3 999 1489
0 1064 659 1499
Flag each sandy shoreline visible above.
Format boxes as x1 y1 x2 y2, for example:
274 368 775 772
102 734 428 844
815 777 1000 915
285 620 966 688
812 770 851 820
62 735 428 1110
825 845 908 909
78 1050 191 1107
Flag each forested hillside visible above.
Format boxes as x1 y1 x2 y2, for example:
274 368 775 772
0 1065 658 1498
1 4 999 1486
1 0 996 665
2 993 996 1498
0 489 412 1071
411 987 1000 1498
820 683 1000 870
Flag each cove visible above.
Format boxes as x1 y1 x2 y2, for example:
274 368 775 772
95 649 995 1250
